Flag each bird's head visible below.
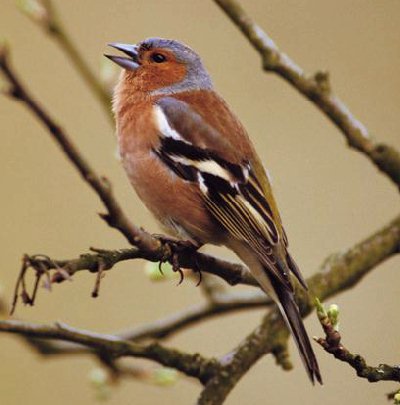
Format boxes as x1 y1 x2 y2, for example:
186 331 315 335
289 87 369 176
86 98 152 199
105 38 212 95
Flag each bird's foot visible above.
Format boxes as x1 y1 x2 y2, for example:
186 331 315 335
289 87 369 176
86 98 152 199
152 234 202 285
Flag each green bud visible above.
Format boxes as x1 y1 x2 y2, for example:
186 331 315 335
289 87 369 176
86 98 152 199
327 304 340 331
88 368 111 401
314 298 327 321
145 261 174 282
152 368 178 386
394 392 400 405
89 367 108 387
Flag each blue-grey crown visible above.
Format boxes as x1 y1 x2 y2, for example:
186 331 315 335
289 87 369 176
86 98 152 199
139 37 213 95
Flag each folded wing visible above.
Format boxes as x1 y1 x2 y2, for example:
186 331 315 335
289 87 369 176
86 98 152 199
152 96 321 384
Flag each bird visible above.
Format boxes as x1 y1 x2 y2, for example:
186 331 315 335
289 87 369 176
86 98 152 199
105 37 322 384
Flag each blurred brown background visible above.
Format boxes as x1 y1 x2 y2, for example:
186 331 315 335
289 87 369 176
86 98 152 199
1 1 399 404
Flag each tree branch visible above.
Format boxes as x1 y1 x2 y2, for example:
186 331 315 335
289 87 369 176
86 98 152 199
0 44 152 249
0 290 270 369
315 301 400 383
118 290 271 341
9 246 255 314
0 319 219 383
5 291 271 361
1 213 398 403
17 0 112 122
0 44 255 314
198 214 400 403
2 3 400 402
213 0 400 189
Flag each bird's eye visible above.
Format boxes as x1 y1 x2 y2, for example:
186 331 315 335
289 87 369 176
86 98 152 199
150 53 167 63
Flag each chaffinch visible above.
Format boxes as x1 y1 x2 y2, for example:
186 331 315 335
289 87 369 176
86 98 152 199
105 38 322 384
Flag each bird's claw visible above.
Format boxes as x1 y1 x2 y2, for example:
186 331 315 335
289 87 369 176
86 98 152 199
152 234 202 286
171 251 184 285
195 267 202 287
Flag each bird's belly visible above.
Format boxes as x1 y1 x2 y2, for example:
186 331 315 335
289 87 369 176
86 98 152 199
121 151 223 244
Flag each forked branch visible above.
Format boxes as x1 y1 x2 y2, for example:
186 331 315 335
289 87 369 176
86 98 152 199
0 319 219 384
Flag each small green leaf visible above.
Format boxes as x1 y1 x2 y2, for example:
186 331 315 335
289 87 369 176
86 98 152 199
394 392 400 405
314 297 327 321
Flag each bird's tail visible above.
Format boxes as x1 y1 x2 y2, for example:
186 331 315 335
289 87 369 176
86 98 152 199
226 240 322 384
270 274 322 385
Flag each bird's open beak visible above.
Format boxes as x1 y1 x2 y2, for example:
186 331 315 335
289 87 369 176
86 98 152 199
104 43 139 70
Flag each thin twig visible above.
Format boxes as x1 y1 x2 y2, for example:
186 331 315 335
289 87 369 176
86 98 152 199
213 0 400 189
118 290 272 341
7 291 272 360
10 255 29 314
0 290 270 367
0 319 219 383
0 44 152 249
17 0 113 122
9 246 254 312
315 301 400 383
91 260 106 298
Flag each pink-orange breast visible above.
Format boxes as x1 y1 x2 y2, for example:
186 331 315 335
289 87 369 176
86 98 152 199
117 99 223 244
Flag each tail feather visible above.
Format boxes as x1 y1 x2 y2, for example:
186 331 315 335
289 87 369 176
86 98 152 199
271 275 322 385
227 240 322 384
285 251 308 290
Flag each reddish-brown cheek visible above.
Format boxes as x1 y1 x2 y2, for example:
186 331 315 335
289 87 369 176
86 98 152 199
134 63 187 92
